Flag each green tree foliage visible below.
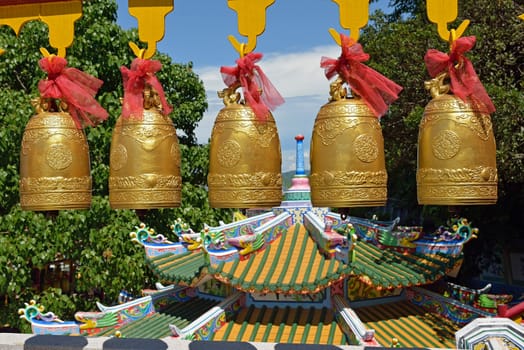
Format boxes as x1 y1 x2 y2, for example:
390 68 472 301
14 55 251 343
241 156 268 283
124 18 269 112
0 0 231 330
386 0 425 20
361 12 444 213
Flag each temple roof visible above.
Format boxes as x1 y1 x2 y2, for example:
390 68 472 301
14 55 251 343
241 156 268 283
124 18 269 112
355 300 460 348
94 297 220 339
147 250 208 287
136 134 471 294
208 224 350 294
351 240 458 290
212 305 349 345
144 222 462 293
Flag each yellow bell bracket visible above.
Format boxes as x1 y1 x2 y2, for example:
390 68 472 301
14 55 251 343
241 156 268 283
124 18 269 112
0 0 82 57
40 47 54 59
128 0 174 59
227 0 275 57
329 0 369 44
426 0 470 44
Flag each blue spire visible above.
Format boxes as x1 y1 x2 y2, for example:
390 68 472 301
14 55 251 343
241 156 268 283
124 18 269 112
295 135 306 176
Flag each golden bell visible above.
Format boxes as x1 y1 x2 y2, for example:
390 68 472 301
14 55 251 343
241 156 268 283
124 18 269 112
109 86 182 209
20 98 92 211
310 78 387 208
417 73 497 205
208 87 282 208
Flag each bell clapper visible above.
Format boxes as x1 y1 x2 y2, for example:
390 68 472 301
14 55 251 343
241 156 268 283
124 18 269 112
339 208 351 222
448 206 462 220
44 211 59 220
135 209 149 222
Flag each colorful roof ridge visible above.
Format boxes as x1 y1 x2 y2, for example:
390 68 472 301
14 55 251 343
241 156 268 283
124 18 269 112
94 297 220 339
143 223 462 292
212 304 349 345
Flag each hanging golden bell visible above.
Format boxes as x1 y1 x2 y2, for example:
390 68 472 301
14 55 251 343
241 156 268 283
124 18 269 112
417 72 497 205
20 98 92 211
310 78 387 208
208 86 282 208
109 85 182 209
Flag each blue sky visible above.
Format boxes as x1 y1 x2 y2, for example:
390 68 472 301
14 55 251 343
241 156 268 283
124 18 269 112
116 0 392 171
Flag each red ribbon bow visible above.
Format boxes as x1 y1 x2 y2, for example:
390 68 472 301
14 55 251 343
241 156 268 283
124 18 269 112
120 58 172 119
320 33 403 118
220 52 284 121
424 36 495 113
38 56 108 129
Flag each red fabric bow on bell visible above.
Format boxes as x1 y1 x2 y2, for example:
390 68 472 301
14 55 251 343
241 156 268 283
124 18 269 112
38 55 108 129
120 58 172 119
320 33 403 118
220 52 284 121
424 36 495 113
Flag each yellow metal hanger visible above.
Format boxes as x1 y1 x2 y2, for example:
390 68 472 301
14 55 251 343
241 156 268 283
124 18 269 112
426 0 470 44
0 0 82 57
227 0 275 57
128 0 173 59
329 0 369 45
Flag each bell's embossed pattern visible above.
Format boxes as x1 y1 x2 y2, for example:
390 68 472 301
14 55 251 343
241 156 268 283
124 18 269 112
310 78 387 208
20 98 92 211
109 86 182 209
417 73 497 205
208 87 282 208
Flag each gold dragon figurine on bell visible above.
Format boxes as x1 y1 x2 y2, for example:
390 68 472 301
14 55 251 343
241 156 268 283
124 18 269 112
109 85 182 209
310 77 388 208
418 36 497 205
207 85 282 208
109 58 181 209
417 72 497 205
20 98 92 211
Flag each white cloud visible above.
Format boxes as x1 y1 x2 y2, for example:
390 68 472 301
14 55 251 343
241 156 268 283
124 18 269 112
194 44 340 172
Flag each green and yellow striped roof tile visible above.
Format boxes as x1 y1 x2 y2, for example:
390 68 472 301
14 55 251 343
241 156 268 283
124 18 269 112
145 223 461 292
